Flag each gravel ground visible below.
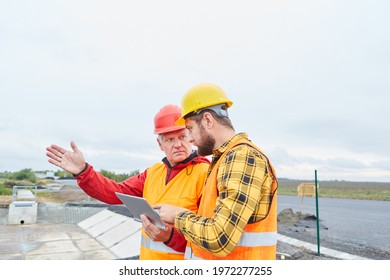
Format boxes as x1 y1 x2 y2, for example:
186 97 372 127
278 227 390 260
277 208 390 260
276 240 336 260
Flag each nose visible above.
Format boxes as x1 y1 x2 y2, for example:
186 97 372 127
173 138 182 147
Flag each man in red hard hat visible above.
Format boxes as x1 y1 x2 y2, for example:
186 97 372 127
46 104 210 260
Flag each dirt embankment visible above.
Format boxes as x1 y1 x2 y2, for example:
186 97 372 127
0 184 92 206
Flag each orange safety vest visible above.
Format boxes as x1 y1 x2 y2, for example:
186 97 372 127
140 162 208 260
185 138 278 260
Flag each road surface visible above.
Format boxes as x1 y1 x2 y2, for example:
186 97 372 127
278 195 390 259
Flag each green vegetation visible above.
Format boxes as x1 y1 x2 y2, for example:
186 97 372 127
54 170 73 178
100 169 140 182
277 178 390 201
0 168 141 204
0 169 36 183
1 168 139 184
0 185 12 196
1 169 39 192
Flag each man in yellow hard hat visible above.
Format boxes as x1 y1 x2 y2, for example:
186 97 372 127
46 104 209 260
157 84 278 260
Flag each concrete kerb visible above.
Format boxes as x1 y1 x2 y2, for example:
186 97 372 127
277 234 370 260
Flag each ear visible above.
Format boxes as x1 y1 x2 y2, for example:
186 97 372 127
202 112 214 129
156 138 164 151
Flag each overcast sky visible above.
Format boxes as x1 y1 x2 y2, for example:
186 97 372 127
1 0 389 182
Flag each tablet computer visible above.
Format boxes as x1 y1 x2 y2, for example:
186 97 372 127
115 192 166 230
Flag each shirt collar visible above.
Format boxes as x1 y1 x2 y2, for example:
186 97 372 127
162 150 199 168
212 132 249 157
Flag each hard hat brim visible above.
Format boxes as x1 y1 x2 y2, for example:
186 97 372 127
175 101 232 127
175 117 186 126
154 125 186 135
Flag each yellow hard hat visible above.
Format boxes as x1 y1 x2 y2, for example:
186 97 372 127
176 83 233 125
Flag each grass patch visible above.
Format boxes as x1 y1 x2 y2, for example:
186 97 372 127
0 187 12 196
277 179 390 201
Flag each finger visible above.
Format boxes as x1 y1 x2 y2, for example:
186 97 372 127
46 151 56 160
48 158 61 167
50 144 66 153
70 141 79 153
47 145 66 158
141 215 152 228
46 146 60 156
142 215 161 232
46 152 62 164
141 216 155 237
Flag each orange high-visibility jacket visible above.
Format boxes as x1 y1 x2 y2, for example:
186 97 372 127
140 161 208 260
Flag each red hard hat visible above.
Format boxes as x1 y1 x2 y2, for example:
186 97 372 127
154 104 185 134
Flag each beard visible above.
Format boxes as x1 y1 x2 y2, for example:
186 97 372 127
196 125 216 156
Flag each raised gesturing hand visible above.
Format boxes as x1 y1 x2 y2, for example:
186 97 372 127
46 141 86 175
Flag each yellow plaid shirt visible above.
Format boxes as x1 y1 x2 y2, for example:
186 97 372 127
175 133 274 256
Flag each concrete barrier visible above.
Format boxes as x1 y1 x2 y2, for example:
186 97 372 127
8 186 38 225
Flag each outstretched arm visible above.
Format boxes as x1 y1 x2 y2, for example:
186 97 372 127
46 141 86 175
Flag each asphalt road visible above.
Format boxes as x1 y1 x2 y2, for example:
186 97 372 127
278 195 390 259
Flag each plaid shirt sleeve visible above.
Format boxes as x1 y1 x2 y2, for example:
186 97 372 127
175 143 271 257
